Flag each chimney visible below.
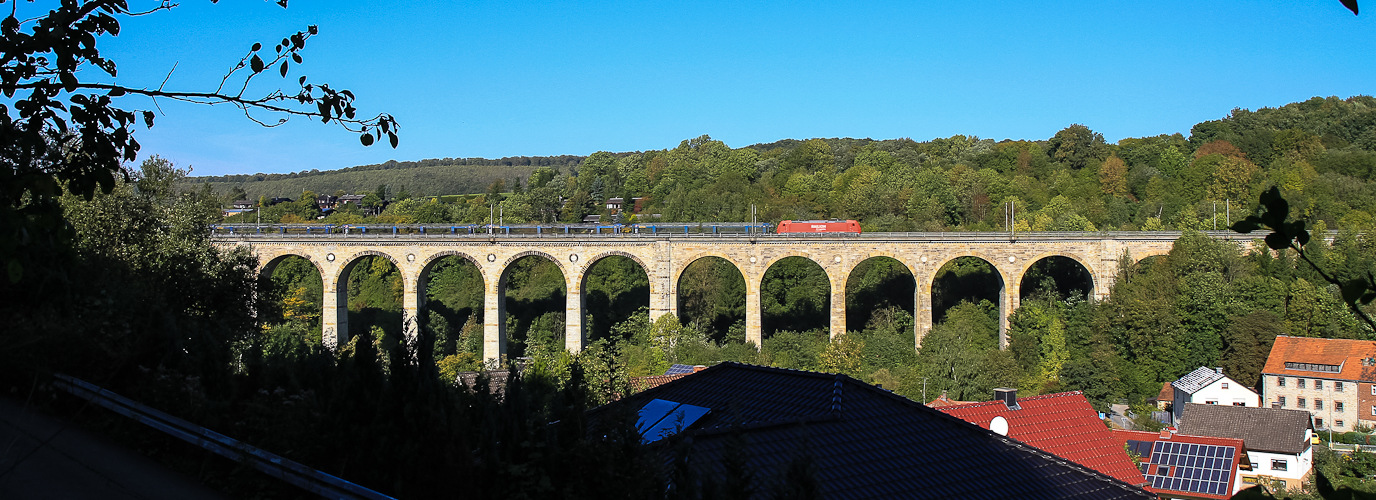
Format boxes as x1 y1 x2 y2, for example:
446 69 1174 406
1216 367 1224 374
993 388 1019 410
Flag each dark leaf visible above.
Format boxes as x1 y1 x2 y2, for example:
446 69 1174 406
1343 279 1368 304
279 61 288 77
1230 218 1261 233
250 55 265 74
1342 0 1359 15
251 42 262 52
292 53 302 64
1265 232 1291 251
142 110 154 128
388 132 398 148
107 87 125 97
308 25 318 35
360 132 374 146
298 76 307 86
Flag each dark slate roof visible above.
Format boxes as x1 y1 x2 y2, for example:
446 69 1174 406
590 362 1154 500
1176 403 1313 455
1172 367 1226 394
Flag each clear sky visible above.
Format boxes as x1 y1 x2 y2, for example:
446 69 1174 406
92 0 1376 177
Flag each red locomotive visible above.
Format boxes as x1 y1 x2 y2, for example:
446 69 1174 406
776 219 862 234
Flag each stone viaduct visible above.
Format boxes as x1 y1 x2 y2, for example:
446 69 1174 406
213 230 1255 363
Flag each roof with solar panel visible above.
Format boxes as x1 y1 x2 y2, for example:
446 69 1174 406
589 362 1155 500
1113 429 1245 500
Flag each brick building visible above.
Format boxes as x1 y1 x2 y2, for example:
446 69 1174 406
1261 335 1376 432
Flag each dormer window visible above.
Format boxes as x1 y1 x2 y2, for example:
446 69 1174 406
1285 362 1342 373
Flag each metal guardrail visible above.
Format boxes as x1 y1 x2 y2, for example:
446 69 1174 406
52 374 395 500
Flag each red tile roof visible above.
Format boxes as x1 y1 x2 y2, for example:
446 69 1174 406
926 391 973 408
1262 336 1376 382
630 373 689 393
937 391 1148 487
1156 382 1175 403
1112 430 1245 500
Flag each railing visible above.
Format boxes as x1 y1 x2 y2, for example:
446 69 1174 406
52 374 396 500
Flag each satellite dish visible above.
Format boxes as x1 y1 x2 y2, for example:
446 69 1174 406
990 416 1009 436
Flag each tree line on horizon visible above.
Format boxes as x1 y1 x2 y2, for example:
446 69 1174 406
214 96 1376 234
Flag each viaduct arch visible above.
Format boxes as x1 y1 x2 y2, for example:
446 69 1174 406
221 231 1242 363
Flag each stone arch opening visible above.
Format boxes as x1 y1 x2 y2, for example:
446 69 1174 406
257 254 323 326
677 256 746 344
419 253 486 368
761 256 830 339
500 254 567 359
339 253 405 352
931 256 1003 325
1019 256 1095 302
583 254 650 343
846 256 916 333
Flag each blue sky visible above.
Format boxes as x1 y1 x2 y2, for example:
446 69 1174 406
91 0 1376 177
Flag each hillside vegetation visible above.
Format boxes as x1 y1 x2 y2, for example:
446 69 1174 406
209 96 1376 235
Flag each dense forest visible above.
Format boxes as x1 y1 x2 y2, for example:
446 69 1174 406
218 96 1376 237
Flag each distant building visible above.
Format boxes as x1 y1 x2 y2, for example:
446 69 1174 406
589 363 1154 499
337 194 365 207
1171 366 1260 424
267 197 294 206
925 391 972 408
936 389 1148 487
1177 403 1314 491
316 194 338 210
1261 335 1376 432
230 200 255 210
605 197 624 212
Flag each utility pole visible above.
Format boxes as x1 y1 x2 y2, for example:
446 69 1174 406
923 378 928 403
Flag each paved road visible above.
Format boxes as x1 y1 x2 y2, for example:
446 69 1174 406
0 395 228 500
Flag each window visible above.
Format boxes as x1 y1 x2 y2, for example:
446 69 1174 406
1279 396 1287 407
1317 399 1324 410
1285 362 1342 373
1338 401 1345 412
1300 379 1307 389
1317 380 1324 390
1338 420 1346 428
1337 381 1345 392
1372 405 1376 416
1206 399 1219 405
1233 401 1246 406
1222 382 1230 389
1299 398 1307 408
1273 459 1288 471
1279 377 1286 387
1317 418 1325 428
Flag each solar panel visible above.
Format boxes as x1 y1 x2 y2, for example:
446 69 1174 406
636 398 711 443
1139 440 1237 497
663 364 696 376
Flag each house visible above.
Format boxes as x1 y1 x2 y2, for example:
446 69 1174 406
315 194 338 210
230 200 255 210
1171 366 1260 423
591 363 1154 499
1177 403 1314 491
605 197 624 212
935 389 1148 487
1261 335 1376 432
1154 382 1175 410
1113 429 1247 500
337 194 365 207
